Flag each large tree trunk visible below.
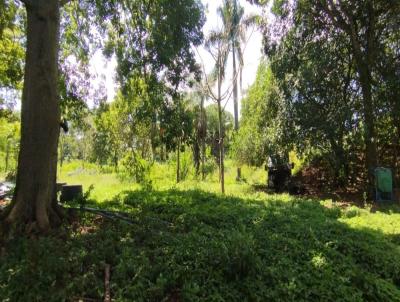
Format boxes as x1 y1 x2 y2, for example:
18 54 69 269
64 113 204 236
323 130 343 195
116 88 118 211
3 1 62 233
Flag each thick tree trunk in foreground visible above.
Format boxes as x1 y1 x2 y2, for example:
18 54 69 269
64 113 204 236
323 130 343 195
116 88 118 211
3 1 62 233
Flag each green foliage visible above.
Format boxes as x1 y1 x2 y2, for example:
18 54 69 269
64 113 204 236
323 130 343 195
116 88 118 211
101 0 205 89
2 187 400 301
205 104 234 160
120 152 152 187
0 2 23 114
91 102 122 167
0 115 19 172
0 28 24 91
233 61 289 167
242 0 400 189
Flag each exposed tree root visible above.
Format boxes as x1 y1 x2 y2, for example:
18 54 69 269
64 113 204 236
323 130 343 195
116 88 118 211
0 201 67 241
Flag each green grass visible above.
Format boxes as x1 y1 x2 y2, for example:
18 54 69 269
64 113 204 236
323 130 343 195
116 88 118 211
57 159 268 201
2 160 400 301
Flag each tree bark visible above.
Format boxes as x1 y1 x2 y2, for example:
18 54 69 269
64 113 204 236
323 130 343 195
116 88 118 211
232 40 241 181
59 134 64 169
217 48 225 194
176 137 181 183
358 67 377 192
217 99 225 194
217 56 225 194
3 1 62 233
200 96 206 181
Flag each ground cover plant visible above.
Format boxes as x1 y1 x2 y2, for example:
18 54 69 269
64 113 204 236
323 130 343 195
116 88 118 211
1 172 400 301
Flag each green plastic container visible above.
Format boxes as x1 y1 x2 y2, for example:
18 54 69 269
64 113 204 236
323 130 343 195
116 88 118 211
375 168 392 193
374 168 393 201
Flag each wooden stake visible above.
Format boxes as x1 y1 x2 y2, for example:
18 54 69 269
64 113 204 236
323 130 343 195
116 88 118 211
104 264 111 302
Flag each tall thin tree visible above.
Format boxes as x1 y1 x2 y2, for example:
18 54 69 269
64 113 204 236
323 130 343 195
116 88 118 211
216 0 257 180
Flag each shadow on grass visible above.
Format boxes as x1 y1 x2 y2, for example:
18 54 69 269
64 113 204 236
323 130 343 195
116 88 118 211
1 189 400 301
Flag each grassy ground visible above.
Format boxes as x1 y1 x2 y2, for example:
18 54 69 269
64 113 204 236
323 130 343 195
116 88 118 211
2 160 400 301
57 159 267 200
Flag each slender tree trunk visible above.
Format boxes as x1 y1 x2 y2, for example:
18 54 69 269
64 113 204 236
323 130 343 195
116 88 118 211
217 58 225 193
59 135 64 169
150 112 157 161
193 142 200 176
393 116 400 188
357 65 377 196
5 139 10 172
217 99 225 194
114 149 118 172
200 97 206 181
160 144 165 162
176 137 181 183
232 40 241 181
3 1 62 233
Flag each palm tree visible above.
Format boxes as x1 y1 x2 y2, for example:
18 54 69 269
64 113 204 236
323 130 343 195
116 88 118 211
200 1 257 193
203 29 230 193
216 0 257 180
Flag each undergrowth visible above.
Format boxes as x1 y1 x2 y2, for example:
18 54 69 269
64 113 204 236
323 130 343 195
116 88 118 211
1 189 400 301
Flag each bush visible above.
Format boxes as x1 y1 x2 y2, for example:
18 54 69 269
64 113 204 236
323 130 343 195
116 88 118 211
120 152 152 187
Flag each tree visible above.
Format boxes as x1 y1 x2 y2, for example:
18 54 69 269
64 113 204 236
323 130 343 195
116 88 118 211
214 0 257 180
261 0 400 194
233 59 294 170
205 104 233 164
315 0 396 193
1 0 205 234
159 96 194 183
91 103 121 169
244 0 400 194
268 27 357 186
201 29 231 193
3 0 65 233
102 0 205 172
